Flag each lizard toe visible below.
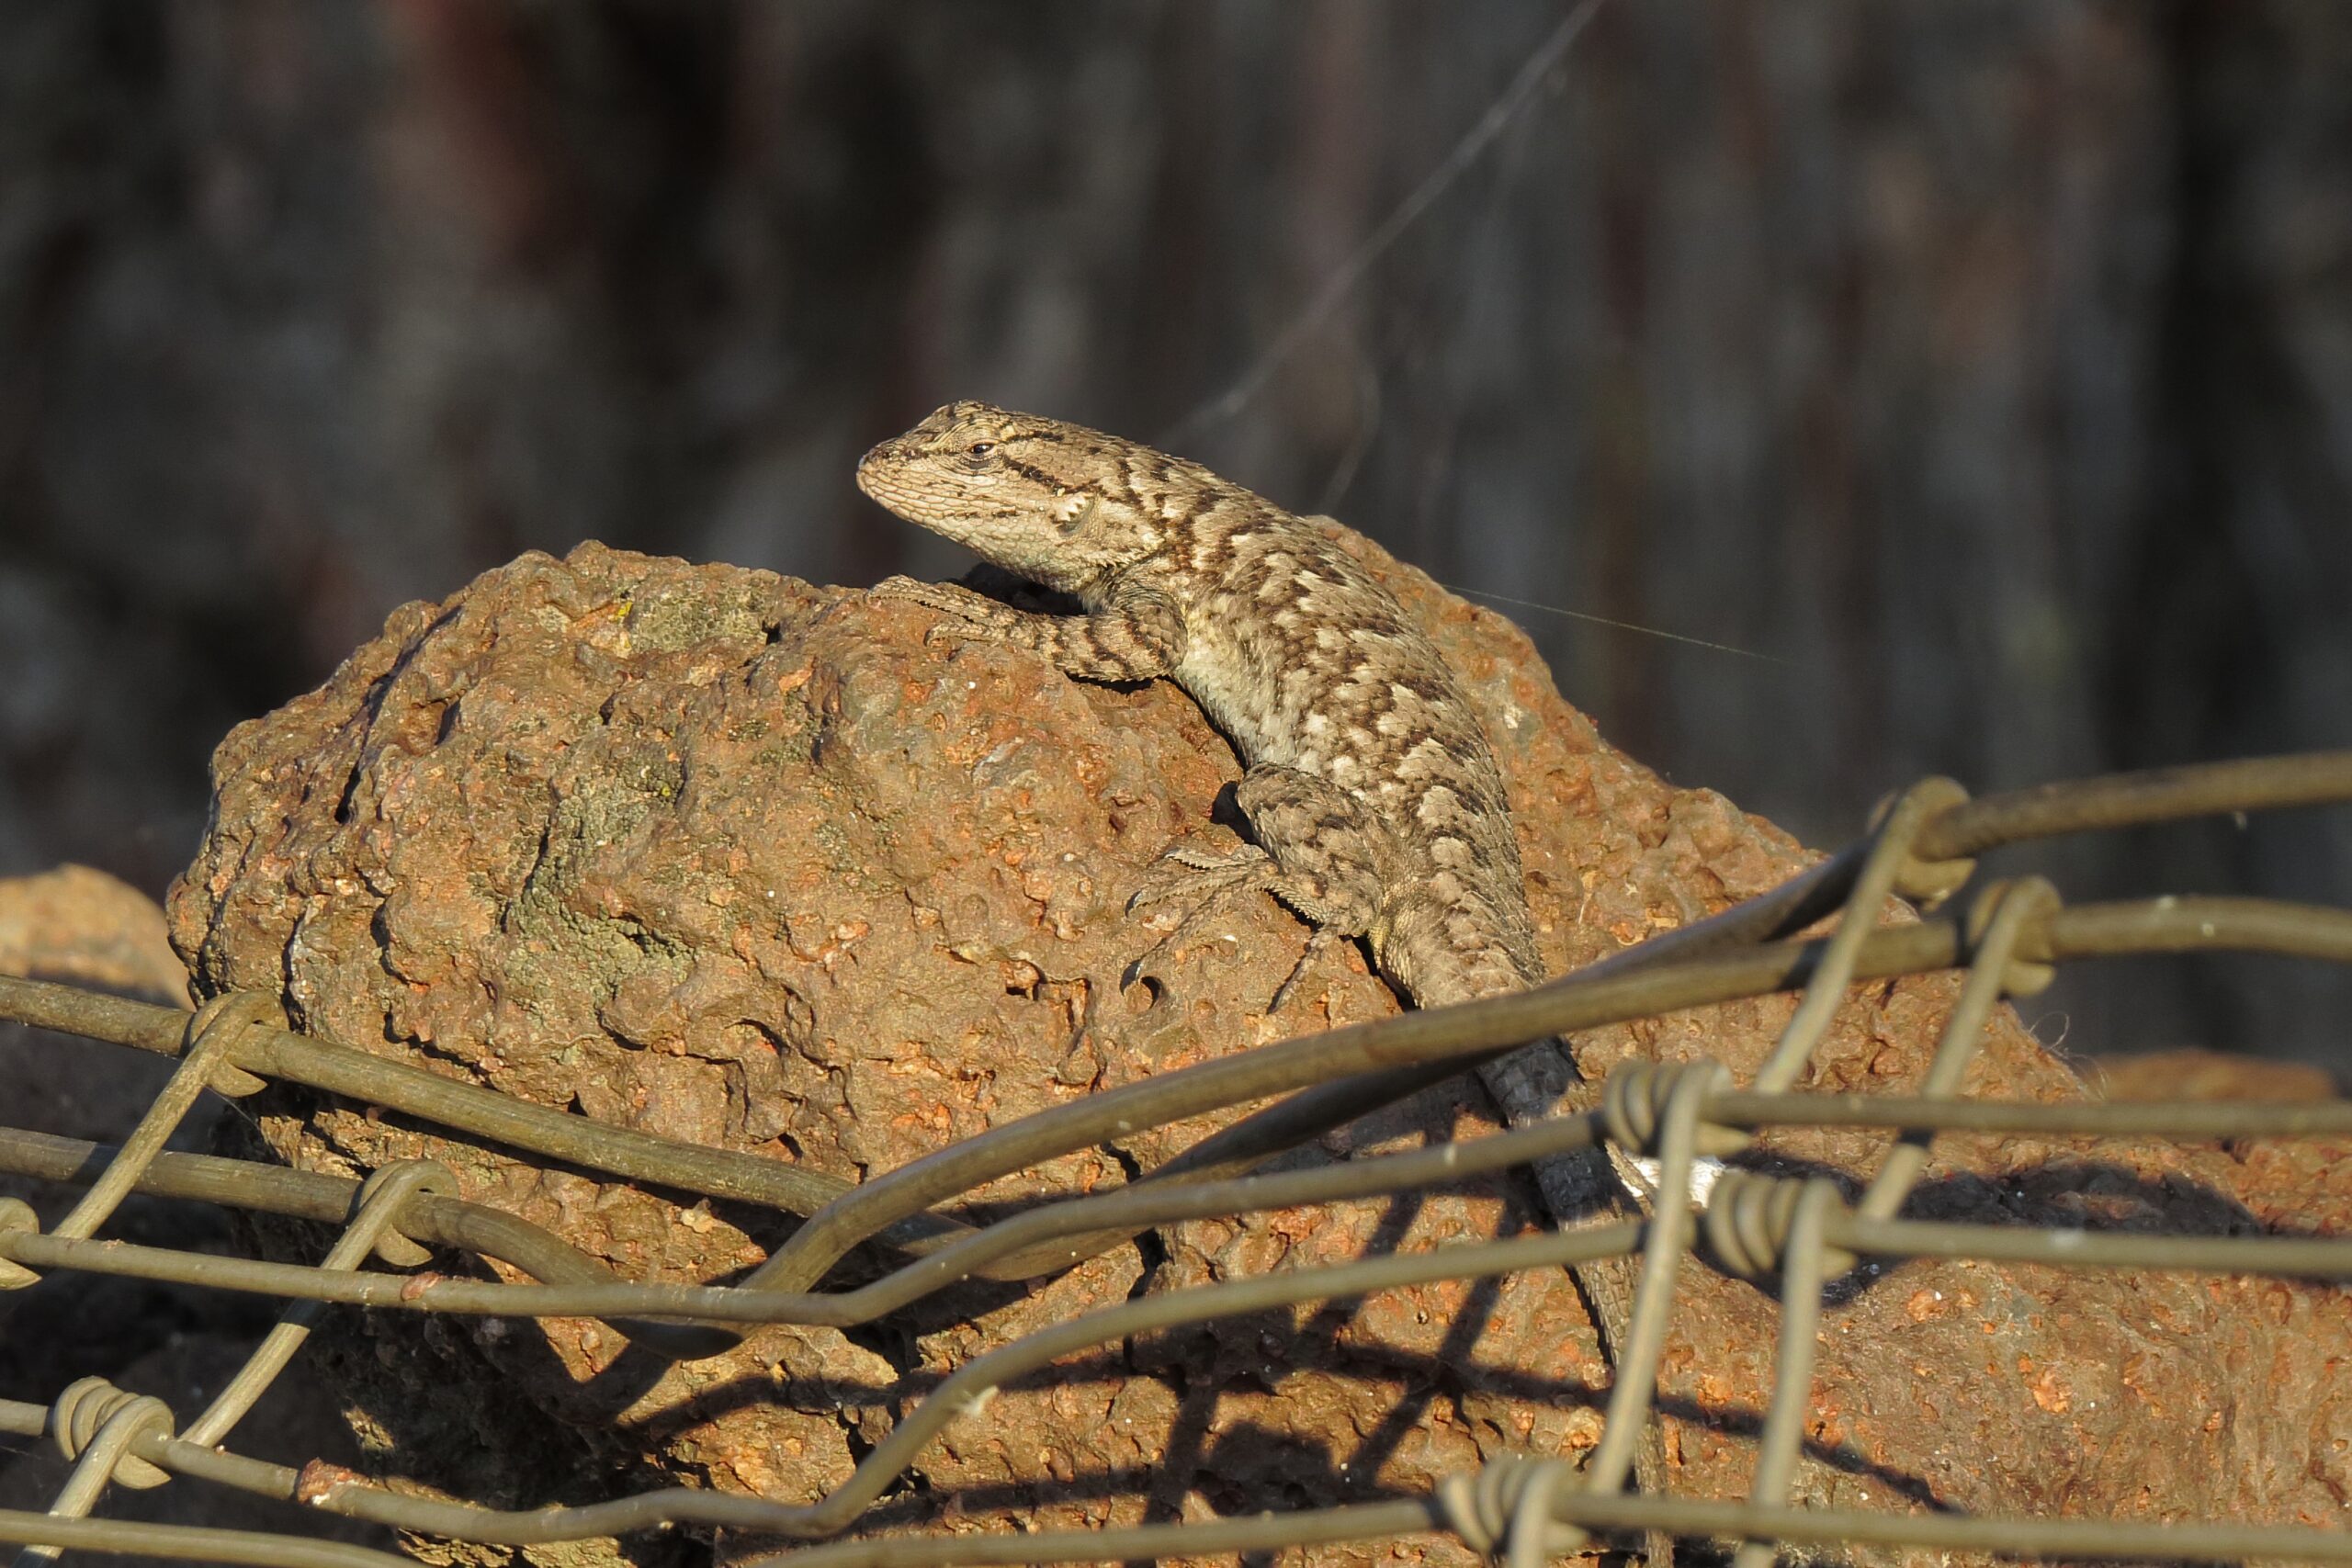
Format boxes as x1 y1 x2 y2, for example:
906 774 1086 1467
1127 841 1271 913
1122 848 1273 986
870 577 998 625
1264 926 1340 1015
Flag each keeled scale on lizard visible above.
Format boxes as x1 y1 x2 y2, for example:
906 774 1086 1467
859 399 1700 1555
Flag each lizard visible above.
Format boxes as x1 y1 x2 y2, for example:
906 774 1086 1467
858 399 1689 1550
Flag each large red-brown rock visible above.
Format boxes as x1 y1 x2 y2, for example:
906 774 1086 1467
169 539 2350 1565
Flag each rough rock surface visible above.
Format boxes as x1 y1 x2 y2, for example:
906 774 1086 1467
168 540 2350 1565
0 863 187 1003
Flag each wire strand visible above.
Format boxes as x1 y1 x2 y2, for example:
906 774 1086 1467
1159 0 1611 446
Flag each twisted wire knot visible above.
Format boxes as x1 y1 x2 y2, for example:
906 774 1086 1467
1962 876 2063 997
0 1196 39 1290
1433 1454 1581 1565
1702 1170 1854 1283
356 1159 460 1269
51 1377 174 1489
1873 774 1976 908
1600 1060 1745 1180
180 989 278 1098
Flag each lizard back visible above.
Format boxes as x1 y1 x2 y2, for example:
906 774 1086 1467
1142 493 1545 1008
859 400 1546 1008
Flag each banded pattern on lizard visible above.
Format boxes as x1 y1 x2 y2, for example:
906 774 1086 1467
859 400 1683 1529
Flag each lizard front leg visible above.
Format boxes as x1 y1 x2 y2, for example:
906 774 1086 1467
1128 763 1390 1010
872 576 1184 682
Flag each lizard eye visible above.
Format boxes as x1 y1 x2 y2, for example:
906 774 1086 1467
965 441 996 459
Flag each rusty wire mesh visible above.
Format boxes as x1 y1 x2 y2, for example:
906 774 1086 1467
0 750 2349 1567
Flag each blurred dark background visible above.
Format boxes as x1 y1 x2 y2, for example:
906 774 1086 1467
1 0 2346 1067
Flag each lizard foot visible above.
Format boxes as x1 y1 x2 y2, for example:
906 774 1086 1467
1121 841 1273 989
1125 844 1341 1015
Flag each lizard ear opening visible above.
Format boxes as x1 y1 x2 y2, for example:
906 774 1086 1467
1056 493 1099 537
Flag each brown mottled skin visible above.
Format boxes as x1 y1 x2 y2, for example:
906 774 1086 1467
859 400 1673 1529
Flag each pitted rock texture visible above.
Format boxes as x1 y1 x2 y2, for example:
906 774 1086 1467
169 540 2349 1565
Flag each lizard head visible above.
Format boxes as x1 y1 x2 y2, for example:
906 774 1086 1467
857 400 1171 595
